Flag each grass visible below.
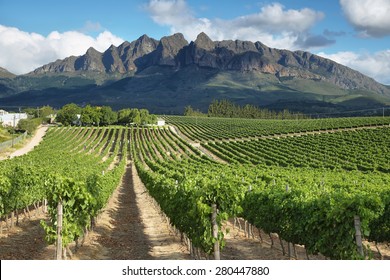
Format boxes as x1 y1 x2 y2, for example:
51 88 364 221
0 127 12 142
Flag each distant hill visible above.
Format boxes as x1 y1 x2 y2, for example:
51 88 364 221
1 32 390 114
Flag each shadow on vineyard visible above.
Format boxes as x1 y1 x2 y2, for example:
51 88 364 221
0 213 51 259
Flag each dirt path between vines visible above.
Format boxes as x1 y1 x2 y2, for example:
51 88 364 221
72 163 190 260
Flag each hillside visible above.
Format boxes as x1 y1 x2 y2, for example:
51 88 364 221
1 32 390 113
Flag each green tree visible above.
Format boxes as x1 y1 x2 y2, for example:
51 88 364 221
38 106 55 119
148 114 157 124
184 105 206 117
100 106 117 125
117 108 131 124
139 109 150 125
130 109 141 125
81 105 101 126
56 103 81 126
17 118 40 134
184 105 194 116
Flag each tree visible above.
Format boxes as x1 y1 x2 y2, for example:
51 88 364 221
129 109 141 125
81 105 100 126
139 109 150 125
39 106 55 119
184 105 206 117
184 105 194 116
148 114 157 124
17 118 40 134
117 109 131 124
100 106 117 125
56 103 81 126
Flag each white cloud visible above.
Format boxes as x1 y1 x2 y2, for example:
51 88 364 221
340 0 390 37
0 25 124 75
318 50 390 85
145 0 325 50
80 21 104 33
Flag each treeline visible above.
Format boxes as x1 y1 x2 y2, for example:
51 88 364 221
208 100 308 119
56 104 157 126
185 100 308 119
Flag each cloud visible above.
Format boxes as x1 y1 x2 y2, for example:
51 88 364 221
298 35 336 48
340 0 390 37
0 25 124 75
323 29 346 37
318 50 390 84
79 21 104 34
145 0 326 50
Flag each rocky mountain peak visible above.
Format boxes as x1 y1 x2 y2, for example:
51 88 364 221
85 47 101 57
154 33 188 66
158 33 188 53
194 32 215 51
133 34 159 55
103 45 126 73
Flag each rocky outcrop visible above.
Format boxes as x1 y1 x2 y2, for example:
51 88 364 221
118 34 159 71
153 33 188 66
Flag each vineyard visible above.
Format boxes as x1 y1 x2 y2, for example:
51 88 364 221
0 116 390 260
164 115 390 141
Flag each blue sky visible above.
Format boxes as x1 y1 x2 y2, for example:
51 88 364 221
1 0 390 84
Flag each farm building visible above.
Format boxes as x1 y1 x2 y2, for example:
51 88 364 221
157 118 166 126
0 110 28 127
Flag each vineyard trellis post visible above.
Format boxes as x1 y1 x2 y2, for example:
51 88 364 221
211 203 220 260
56 201 63 260
354 215 364 257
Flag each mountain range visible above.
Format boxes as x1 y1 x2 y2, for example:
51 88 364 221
1 32 389 114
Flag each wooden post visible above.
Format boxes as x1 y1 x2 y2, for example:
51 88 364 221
305 248 310 260
269 233 274 246
16 209 19 226
211 203 220 260
10 211 14 229
288 242 293 259
354 215 364 257
258 228 263 242
278 235 285 255
43 199 47 213
56 201 63 260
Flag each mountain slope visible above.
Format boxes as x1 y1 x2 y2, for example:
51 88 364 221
1 32 389 113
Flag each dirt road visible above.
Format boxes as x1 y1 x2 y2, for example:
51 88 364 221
10 125 49 158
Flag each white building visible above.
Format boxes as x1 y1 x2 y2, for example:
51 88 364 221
157 118 166 126
0 110 28 127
